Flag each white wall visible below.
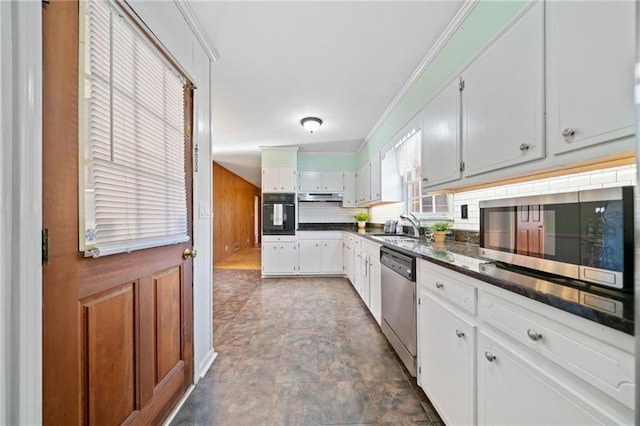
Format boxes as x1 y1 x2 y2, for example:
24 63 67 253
2 1 43 424
127 0 216 381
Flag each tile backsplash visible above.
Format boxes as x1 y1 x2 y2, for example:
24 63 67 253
453 165 637 231
298 202 365 223
367 164 636 230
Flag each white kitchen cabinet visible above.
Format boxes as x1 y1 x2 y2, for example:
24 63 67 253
353 238 364 297
298 231 344 275
368 151 381 203
262 241 297 275
416 258 634 425
462 1 544 177
356 162 370 205
298 171 344 192
546 1 635 155
262 166 297 193
418 288 475 426
342 171 357 207
343 233 355 283
421 79 461 189
477 330 620 425
362 239 381 325
298 240 323 273
356 150 401 206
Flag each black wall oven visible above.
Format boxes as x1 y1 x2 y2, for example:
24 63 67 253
262 193 296 235
479 186 634 291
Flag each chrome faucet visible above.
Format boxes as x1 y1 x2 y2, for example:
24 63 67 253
399 212 421 237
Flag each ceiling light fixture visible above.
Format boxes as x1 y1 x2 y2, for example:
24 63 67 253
300 117 323 133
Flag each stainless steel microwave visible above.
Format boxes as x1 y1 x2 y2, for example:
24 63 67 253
479 187 634 291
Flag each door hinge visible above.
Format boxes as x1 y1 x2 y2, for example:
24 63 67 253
42 228 50 265
419 366 422 374
418 297 421 305
459 161 465 172
459 79 465 91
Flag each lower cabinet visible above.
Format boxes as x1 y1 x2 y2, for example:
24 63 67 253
416 259 634 426
362 240 381 325
298 231 344 275
262 242 297 275
418 288 475 426
477 331 620 425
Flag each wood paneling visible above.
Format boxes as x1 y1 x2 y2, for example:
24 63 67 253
82 284 136 426
213 162 261 264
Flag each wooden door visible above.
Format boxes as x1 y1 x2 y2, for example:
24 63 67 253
42 1 193 424
516 205 544 257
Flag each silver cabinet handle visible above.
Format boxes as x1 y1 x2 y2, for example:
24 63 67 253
519 143 530 151
527 329 542 341
562 128 576 138
455 330 465 338
485 351 496 362
423 177 428 182
435 282 444 289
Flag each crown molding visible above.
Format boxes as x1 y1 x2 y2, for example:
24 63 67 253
174 0 219 62
359 0 479 153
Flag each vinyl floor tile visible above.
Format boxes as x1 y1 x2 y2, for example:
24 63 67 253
172 268 443 426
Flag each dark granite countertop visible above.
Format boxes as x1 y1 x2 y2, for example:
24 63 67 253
296 222 634 335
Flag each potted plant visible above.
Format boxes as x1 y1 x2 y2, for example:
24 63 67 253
354 212 370 229
427 221 451 243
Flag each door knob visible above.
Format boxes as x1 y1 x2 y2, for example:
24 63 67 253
183 248 198 259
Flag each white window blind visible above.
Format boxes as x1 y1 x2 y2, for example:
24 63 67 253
80 0 189 257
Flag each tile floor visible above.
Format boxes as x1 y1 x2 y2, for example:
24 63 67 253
171 269 444 426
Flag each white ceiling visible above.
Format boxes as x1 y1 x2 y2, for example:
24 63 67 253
189 1 465 187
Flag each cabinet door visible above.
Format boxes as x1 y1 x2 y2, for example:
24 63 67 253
354 247 364 296
478 331 611 425
359 162 371 204
298 171 322 192
419 290 475 426
369 151 381 202
322 171 344 192
278 167 297 192
298 240 322 273
546 1 635 154
368 255 381 325
342 171 357 207
279 243 297 274
462 1 544 177
422 80 461 188
263 167 297 193
321 240 344 274
262 243 280 274
262 167 280 192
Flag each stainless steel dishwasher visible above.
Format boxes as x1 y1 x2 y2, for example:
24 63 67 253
380 246 417 377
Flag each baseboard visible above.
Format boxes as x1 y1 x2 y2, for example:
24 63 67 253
197 349 217 379
162 384 195 426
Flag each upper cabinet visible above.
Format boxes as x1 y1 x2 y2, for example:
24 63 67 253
462 1 545 177
342 171 357 207
356 151 402 206
298 171 343 192
262 166 297 193
421 80 462 189
546 1 635 155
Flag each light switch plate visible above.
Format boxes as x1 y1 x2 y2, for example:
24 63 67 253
199 202 211 219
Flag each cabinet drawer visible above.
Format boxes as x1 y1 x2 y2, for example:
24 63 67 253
479 291 634 409
419 261 476 315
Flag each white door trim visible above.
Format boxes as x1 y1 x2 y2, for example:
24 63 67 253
1 1 43 424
